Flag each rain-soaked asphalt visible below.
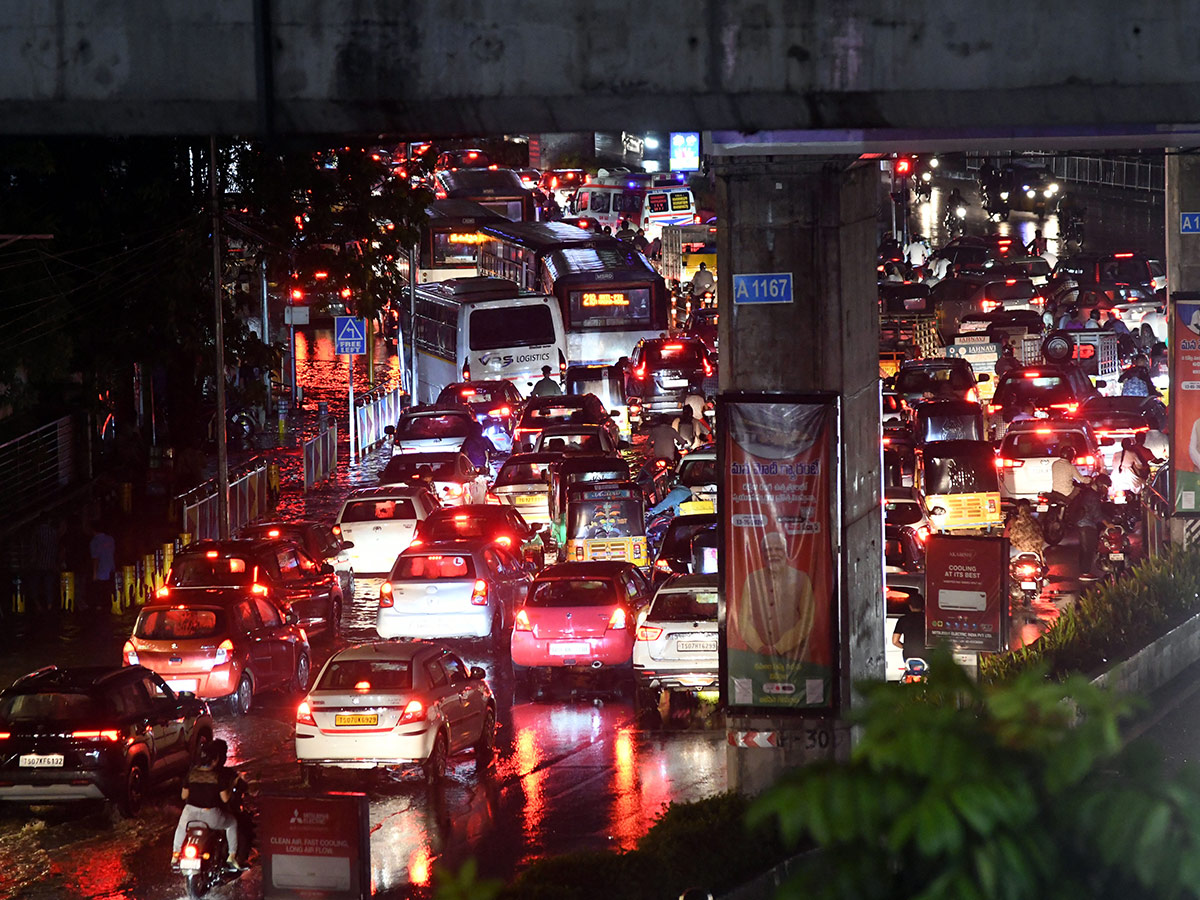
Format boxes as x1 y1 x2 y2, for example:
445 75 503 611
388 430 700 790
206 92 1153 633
0 325 726 900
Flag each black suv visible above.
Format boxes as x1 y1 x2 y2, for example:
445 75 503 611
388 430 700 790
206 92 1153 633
239 520 354 601
625 336 715 427
0 665 213 816
167 539 344 641
987 363 1100 439
1052 252 1166 302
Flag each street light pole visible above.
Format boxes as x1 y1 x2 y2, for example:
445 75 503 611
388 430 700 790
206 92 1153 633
210 136 230 539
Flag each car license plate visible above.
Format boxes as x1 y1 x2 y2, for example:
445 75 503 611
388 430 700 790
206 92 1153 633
20 754 64 768
549 642 589 656
678 640 717 653
166 679 198 693
1020 581 1038 590
1109 552 1125 561
661 377 687 388
515 495 539 505
1036 504 1049 513
334 714 379 727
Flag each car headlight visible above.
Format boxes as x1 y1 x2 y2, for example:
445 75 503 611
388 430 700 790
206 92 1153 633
1000 191 1009 200
1026 189 1036 199
1049 183 1060 194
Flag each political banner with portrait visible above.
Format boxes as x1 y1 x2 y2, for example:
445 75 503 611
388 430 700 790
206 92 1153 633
1173 294 1200 514
720 393 838 712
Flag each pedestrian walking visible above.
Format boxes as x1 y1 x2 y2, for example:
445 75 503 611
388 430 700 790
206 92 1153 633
89 520 116 612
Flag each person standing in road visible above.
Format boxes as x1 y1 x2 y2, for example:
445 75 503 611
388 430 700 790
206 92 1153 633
1069 475 1109 578
891 594 927 663
88 520 116 613
1026 229 1048 257
530 365 562 397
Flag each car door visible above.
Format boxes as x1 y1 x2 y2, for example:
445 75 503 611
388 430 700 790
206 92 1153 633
481 548 512 625
424 657 464 748
136 673 189 777
253 597 294 687
441 653 482 751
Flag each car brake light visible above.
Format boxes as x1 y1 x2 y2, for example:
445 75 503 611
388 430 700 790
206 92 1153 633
206 550 220 558
702 358 713 377
654 559 673 572
251 583 268 596
213 638 234 666
515 609 532 631
398 699 427 724
267 528 281 538
996 458 1024 468
379 582 394 608
981 300 999 312
1032 296 1045 307
0 733 8 740
332 525 342 537
491 406 511 418
495 535 513 547
607 607 628 630
633 364 646 379
663 343 683 352
445 484 463 497
454 513 469 521
355 680 371 692
635 625 663 641
461 388 476 397
1081 455 1096 466
1113 252 1134 258
916 526 930 543
1036 427 1052 434
72 730 121 742
1023 371 1040 378
296 701 316 726
471 579 489 606
291 288 304 301
122 640 139 666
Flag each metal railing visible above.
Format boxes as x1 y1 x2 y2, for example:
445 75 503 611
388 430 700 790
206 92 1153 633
0 415 82 526
177 459 272 542
354 385 406 457
303 424 338 490
965 151 1165 196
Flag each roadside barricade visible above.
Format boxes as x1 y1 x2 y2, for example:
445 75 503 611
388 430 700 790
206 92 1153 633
354 386 405 457
303 424 338 491
177 459 272 541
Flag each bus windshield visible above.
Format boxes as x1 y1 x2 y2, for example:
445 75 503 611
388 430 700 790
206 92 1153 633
469 304 557 351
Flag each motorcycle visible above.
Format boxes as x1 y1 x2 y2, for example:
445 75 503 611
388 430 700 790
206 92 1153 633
1036 491 1072 546
901 657 929 683
1010 551 1047 607
1062 209 1086 251
943 204 967 235
914 171 933 203
982 187 1010 222
1097 523 1130 580
175 782 251 898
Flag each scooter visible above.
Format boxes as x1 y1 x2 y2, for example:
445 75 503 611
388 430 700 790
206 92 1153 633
1036 491 1072 546
913 171 932 203
943 204 967 235
1010 551 1047 606
982 187 1010 222
1097 523 1129 580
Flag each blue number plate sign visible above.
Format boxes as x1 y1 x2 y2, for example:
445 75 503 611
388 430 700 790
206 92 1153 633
1182 213 1200 234
733 273 793 305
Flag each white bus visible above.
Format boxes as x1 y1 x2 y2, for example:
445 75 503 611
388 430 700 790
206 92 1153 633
409 277 568 404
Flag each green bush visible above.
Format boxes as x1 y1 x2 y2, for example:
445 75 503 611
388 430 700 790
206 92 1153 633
981 547 1200 684
494 792 789 900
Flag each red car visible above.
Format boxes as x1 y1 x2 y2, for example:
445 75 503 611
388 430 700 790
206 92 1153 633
510 562 654 689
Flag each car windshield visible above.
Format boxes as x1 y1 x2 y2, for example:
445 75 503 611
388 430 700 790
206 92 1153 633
396 414 473 440
495 459 552 487
924 449 999 495
885 500 924 526
895 367 974 395
340 498 418 522
169 556 255 586
391 553 475 580
657 521 717 564
528 578 618 607
644 342 704 367
524 403 585 422
1001 430 1089 459
316 659 412 692
994 374 1074 407
136 607 223 640
0 692 101 723
677 457 717 487
650 588 717 622
380 457 461 483
917 412 984 442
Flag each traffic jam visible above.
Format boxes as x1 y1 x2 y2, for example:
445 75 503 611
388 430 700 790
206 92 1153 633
0 146 1172 897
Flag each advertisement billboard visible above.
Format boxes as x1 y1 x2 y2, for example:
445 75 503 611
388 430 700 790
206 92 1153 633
669 132 701 171
720 393 839 712
925 534 1008 653
1173 294 1200 514
261 792 371 900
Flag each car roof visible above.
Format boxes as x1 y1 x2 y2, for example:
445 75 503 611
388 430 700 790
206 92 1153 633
5 665 138 693
324 640 442 664
643 335 705 347
401 537 494 555
343 485 431 501
898 358 970 371
500 452 562 466
552 455 627 473
1080 395 1161 411
535 561 636 579
439 380 516 393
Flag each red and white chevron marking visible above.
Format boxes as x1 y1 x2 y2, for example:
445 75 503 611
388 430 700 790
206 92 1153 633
727 730 779 748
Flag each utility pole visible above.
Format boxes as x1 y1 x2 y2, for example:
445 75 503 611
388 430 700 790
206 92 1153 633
210 136 230 539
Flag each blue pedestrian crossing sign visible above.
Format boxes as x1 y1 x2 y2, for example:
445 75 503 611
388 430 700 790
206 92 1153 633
335 316 367 355
1182 213 1200 234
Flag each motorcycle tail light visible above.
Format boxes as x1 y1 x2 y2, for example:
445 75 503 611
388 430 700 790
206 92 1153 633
183 845 199 860
1017 565 1037 576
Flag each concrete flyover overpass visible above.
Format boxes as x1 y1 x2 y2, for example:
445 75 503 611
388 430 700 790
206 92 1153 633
2 1 1200 143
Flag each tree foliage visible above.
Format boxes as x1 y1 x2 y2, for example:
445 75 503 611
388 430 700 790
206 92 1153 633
750 648 1200 900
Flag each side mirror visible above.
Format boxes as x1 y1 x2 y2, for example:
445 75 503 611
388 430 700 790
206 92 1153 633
285 609 299 626
469 665 487 681
384 425 396 436
340 540 355 550
320 563 335 575
977 373 990 383
1099 437 1115 447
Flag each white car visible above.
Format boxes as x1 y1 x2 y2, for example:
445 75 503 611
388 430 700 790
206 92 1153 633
334 486 439 575
385 405 475 456
296 641 496 785
632 574 718 695
996 420 1104 502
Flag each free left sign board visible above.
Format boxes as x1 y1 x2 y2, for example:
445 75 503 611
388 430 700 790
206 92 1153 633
335 316 367 355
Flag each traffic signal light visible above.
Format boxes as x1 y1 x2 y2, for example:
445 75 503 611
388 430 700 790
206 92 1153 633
894 156 913 177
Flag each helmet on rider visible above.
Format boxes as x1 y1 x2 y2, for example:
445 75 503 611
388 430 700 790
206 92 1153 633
1056 444 1077 461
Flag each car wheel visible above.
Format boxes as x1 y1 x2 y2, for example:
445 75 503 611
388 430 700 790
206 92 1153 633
475 707 497 765
293 651 311 695
423 731 448 786
326 599 343 642
231 673 253 716
1140 323 1156 347
116 760 146 818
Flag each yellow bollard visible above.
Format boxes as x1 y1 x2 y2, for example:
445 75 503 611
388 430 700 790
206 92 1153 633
12 577 25 614
112 568 127 615
161 542 175 574
120 564 137 611
142 554 158 601
179 533 194 551
60 572 75 612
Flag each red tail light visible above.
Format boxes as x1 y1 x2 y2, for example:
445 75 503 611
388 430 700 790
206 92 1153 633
494 535 513 548
72 730 122 742
607 607 628 630
515 609 532 631
0 733 9 740
1080 455 1096 466
633 364 646 380
702 358 713 377
251 583 268 596
398 700 427 724
122 640 139 666
296 701 316 726
987 404 1000 415
379 582 394 608
183 845 199 860
491 406 511 418
655 559 672 572
445 484 463 498
916 526 930 543
214 638 234 666
470 579 489 606
996 458 1024 468
981 300 999 313
1017 564 1037 576
635 625 663 641
291 288 304 301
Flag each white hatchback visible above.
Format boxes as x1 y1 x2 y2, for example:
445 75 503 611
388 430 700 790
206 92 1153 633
295 641 495 785
997 420 1104 501
632 574 718 693
335 486 439 575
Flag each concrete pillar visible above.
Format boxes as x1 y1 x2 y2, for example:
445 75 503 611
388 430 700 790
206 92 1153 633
714 155 884 795
1167 153 1200 547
